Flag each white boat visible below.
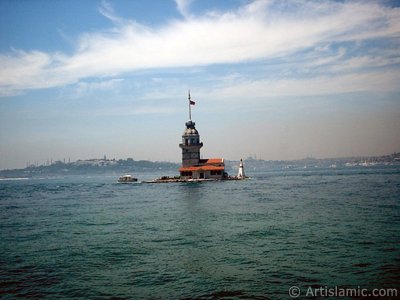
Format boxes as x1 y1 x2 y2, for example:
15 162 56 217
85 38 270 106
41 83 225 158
118 174 138 183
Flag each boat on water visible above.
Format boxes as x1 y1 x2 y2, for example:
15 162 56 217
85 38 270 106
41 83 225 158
118 175 138 183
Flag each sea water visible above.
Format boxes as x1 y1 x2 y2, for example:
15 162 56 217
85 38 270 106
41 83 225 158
1 166 399 299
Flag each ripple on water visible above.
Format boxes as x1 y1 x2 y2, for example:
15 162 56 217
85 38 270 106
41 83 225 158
0 167 399 298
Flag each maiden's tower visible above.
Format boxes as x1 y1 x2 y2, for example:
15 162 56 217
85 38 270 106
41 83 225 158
178 92 226 180
144 91 246 183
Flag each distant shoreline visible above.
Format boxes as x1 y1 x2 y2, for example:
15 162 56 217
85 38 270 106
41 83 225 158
1 153 399 179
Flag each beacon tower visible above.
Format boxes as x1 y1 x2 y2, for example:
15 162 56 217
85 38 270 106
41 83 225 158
179 91 225 180
179 119 203 167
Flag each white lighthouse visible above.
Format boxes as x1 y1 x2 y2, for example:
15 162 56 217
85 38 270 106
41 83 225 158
237 159 245 178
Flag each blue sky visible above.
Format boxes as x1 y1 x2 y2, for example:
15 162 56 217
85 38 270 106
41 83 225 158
0 0 400 169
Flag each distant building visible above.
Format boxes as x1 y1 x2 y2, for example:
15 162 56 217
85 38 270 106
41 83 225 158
179 91 226 180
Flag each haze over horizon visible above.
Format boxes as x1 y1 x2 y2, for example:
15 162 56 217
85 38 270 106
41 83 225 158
1 0 400 170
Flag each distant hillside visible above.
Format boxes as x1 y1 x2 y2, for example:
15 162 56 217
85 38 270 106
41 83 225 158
1 153 399 178
225 152 400 171
0 158 179 178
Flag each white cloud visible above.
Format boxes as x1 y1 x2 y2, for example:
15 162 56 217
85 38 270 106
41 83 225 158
330 55 400 73
72 78 124 97
199 69 400 104
0 0 399 97
174 0 193 19
98 0 126 25
90 105 176 117
0 49 76 97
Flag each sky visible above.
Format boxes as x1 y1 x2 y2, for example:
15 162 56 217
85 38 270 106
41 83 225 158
0 0 400 169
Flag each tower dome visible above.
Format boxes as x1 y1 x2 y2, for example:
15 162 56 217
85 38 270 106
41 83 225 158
183 127 198 135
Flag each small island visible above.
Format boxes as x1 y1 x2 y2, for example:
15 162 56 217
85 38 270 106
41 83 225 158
145 92 247 183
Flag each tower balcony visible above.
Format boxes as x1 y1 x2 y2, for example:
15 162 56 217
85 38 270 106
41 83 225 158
179 142 203 149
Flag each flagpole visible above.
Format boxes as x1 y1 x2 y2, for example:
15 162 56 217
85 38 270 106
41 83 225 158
188 90 192 121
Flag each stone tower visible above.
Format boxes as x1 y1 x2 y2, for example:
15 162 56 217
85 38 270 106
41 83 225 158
179 91 203 167
179 120 203 167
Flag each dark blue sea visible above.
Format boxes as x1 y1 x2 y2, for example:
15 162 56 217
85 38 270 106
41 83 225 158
1 166 400 299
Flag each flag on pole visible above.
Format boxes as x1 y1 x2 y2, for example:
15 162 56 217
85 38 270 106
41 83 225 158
188 90 195 120
188 90 195 105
